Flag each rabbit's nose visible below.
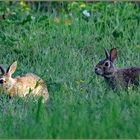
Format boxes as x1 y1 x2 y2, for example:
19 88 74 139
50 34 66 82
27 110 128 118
94 67 103 75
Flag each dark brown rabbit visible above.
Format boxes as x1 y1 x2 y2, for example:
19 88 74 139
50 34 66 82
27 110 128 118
95 48 140 89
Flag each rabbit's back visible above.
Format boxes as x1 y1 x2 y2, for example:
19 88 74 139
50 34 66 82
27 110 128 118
117 67 140 87
11 73 49 100
105 67 140 89
16 73 44 86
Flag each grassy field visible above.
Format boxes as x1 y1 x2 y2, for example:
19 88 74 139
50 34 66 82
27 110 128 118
0 2 140 138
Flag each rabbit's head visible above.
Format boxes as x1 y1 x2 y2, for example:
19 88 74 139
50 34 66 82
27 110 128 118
0 61 17 85
95 48 117 78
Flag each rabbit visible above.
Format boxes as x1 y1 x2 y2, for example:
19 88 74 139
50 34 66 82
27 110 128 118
94 48 140 90
0 61 49 103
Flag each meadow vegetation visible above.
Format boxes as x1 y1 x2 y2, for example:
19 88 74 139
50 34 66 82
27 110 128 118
0 1 140 138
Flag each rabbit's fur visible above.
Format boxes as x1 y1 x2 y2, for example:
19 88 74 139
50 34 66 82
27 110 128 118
95 48 140 89
0 61 49 103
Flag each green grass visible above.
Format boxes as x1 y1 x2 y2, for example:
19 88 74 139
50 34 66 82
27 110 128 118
0 2 140 138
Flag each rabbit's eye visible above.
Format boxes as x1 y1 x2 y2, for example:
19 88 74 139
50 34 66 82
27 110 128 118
104 61 109 67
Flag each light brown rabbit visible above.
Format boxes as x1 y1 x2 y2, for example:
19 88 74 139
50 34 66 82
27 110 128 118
0 61 49 103
95 48 140 90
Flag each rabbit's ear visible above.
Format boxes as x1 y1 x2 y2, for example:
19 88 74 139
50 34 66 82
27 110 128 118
6 61 17 76
110 48 117 62
0 65 5 75
104 48 109 59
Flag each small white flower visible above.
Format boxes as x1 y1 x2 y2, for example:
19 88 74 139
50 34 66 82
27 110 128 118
82 10 90 17
69 13 73 17
31 16 35 20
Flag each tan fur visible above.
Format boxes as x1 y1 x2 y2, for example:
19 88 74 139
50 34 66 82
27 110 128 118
0 62 49 103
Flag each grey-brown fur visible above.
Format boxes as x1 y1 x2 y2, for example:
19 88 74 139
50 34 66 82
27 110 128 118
95 48 140 90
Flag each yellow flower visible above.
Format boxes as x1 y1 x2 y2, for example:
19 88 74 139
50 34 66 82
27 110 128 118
54 17 60 24
20 1 26 7
80 3 86 8
25 6 29 11
19 1 29 11
64 18 72 26
79 80 84 83
75 80 84 85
